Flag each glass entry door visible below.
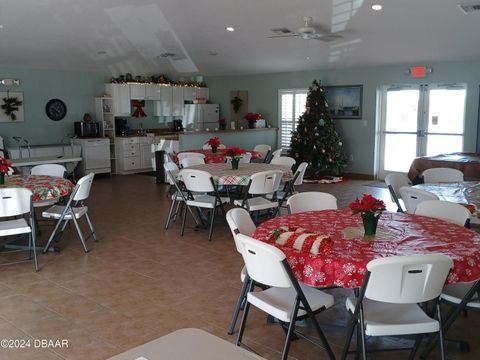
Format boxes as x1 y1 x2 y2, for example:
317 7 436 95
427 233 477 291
378 84 466 179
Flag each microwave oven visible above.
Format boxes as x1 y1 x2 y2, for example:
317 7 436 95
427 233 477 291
74 122 100 138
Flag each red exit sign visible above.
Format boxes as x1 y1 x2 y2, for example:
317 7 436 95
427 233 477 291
410 66 432 78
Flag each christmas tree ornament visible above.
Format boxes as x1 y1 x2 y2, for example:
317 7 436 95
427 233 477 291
319 119 325 126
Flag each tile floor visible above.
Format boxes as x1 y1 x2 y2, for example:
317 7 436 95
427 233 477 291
0 175 478 359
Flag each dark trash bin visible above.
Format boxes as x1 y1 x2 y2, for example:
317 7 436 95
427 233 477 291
155 150 166 184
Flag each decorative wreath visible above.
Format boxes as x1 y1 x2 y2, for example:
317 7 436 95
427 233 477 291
1 96 23 120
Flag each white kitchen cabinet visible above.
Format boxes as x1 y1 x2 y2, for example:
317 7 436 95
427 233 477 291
184 87 210 102
172 86 184 116
197 87 209 100
73 138 111 177
115 136 153 174
145 84 162 100
106 84 131 116
130 84 146 100
153 86 174 116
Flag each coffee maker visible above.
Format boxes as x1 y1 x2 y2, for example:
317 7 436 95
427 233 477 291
173 119 183 132
115 118 130 136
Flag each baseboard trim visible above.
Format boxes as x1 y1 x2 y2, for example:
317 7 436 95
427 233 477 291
342 172 375 180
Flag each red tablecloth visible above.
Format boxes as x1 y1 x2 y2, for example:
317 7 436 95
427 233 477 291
3 175 74 202
174 149 262 164
253 209 480 288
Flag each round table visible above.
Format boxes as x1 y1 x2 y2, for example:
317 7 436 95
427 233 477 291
175 149 262 164
186 163 293 186
4 175 74 202
253 209 480 288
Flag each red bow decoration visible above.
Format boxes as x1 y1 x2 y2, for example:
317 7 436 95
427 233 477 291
132 100 147 118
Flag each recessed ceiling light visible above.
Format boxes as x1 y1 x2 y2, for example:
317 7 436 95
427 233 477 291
306 57 310 60
372 4 382 11
225 26 235 32
0 25 4 29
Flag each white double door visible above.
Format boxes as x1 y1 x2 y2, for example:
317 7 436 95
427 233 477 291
378 83 466 179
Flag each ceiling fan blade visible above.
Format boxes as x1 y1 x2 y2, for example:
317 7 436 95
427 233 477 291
268 34 299 38
312 33 344 42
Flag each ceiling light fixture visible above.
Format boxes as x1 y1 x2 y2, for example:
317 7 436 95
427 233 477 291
372 4 382 11
306 57 310 60
225 26 235 32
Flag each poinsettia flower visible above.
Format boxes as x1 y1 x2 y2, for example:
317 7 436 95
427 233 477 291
349 194 386 215
207 137 221 147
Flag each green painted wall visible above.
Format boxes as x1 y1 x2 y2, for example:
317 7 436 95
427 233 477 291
0 67 106 148
206 61 480 175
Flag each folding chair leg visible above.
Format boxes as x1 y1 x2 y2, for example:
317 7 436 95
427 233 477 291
165 198 177 229
30 232 39 272
43 217 65 253
181 203 188 236
84 213 97 241
228 275 250 335
341 315 357 360
236 281 255 346
281 299 300 360
208 207 216 241
408 334 423 360
71 216 88 253
308 308 336 360
437 303 446 360
359 307 368 360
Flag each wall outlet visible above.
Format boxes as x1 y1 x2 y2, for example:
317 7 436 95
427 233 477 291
349 154 354 161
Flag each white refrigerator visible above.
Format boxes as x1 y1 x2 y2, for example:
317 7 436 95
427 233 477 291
184 104 220 130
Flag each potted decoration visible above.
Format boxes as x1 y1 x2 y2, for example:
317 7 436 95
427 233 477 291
219 117 227 130
0 156 12 185
207 136 221 153
224 147 246 170
245 112 262 129
349 194 386 236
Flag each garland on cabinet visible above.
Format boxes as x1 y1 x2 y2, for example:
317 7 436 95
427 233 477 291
110 73 207 88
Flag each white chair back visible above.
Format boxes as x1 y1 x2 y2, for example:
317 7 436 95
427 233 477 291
30 164 67 177
422 168 464 183
253 144 271 159
177 152 206 164
248 170 283 195
73 173 95 201
181 156 205 168
287 192 338 213
180 169 214 193
365 255 452 304
239 152 252 164
235 233 291 288
0 188 32 217
269 149 282 162
164 162 180 185
399 186 439 213
385 173 410 200
414 200 471 226
293 162 308 186
270 156 296 169
226 208 256 253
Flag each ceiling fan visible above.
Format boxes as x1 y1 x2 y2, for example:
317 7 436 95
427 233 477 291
269 16 343 42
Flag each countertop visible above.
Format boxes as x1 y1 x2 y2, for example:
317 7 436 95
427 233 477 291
179 127 277 135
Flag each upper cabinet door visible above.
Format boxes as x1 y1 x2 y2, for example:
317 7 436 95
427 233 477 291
183 87 197 102
145 84 162 100
172 87 184 116
130 84 146 100
106 84 131 116
197 88 209 100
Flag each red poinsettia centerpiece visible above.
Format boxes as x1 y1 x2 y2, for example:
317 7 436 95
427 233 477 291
224 146 246 159
349 194 386 236
244 112 262 121
349 194 386 215
0 157 12 184
207 136 221 153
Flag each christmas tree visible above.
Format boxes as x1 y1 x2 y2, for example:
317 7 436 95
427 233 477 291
289 80 347 176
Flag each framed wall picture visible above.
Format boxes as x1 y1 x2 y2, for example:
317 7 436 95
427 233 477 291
0 92 24 122
324 85 363 119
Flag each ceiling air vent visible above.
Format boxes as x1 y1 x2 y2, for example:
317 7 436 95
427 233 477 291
271 27 293 35
458 3 480 14
158 52 176 58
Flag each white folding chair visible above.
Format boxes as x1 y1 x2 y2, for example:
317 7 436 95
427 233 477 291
164 162 198 230
0 188 38 271
415 200 471 227
270 156 296 169
384 173 410 212
268 149 282 163
422 168 464 183
253 144 271 162
273 162 308 209
236 152 250 164
399 186 439 213
177 152 206 164
180 169 230 241
30 164 67 208
226 208 256 335
233 170 282 218
342 254 453 360
42 173 97 253
181 156 205 168
235 233 336 360
287 191 338 214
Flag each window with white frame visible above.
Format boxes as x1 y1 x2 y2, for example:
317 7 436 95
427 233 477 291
279 89 308 149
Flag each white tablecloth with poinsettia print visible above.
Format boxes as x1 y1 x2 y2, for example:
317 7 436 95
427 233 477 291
3 175 74 202
253 209 480 288
185 163 293 186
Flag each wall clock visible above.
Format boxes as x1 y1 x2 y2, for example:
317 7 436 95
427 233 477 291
45 98 67 121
